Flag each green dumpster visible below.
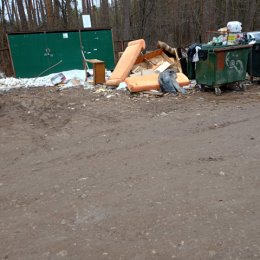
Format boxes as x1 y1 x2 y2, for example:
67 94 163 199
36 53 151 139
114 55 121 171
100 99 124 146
187 60 196 80
196 44 252 94
247 41 260 81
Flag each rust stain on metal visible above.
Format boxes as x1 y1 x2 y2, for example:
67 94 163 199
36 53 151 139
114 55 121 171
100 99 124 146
216 51 225 70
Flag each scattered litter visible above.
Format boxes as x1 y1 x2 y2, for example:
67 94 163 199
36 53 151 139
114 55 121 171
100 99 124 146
130 68 154 77
219 171 226 176
51 73 66 85
142 90 164 96
61 219 66 225
56 250 68 257
189 80 197 88
78 177 88 181
116 82 128 90
105 70 112 79
59 77 83 90
0 71 6 78
79 194 87 199
183 84 193 90
83 82 94 90
154 61 172 73
209 250 217 258
94 86 110 94
178 240 185 247
160 112 168 117
106 94 115 99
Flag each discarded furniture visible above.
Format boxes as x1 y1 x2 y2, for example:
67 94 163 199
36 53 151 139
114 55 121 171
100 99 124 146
125 73 190 93
106 39 145 86
157 41 183 73
134 49 173 68
132 48 186 77
84 59 105 84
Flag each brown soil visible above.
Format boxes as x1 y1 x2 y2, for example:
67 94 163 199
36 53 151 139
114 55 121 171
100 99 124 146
0 85 260 260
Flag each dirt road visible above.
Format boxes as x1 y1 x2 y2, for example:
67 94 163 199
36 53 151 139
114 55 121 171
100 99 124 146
0 86 260 260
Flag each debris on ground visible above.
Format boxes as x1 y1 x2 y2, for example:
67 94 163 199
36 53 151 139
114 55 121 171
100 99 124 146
1 33 258 97
105 39 190 94
159 69 187 94
0 71 6 79
51 73 66 85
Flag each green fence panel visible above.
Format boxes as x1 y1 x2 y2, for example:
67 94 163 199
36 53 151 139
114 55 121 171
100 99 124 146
81 30 115 70
8 33 49 78
44 32 83 74
8 29 115 78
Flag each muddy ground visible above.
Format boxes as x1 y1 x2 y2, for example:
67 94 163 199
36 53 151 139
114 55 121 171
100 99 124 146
0 85 260 260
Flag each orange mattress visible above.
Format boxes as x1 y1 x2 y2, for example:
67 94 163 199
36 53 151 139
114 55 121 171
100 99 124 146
125 73 190 93
106 39 145 86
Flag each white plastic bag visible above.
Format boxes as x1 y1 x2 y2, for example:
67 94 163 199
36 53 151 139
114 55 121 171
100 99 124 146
227 21 242 33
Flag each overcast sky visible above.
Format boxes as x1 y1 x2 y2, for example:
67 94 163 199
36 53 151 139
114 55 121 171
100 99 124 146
77 0 101 8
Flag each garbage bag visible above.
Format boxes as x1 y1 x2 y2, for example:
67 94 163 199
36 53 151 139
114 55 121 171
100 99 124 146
187 43 201 62
159 69 186 94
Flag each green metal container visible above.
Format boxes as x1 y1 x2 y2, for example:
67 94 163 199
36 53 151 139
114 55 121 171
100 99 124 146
247 42 260 79
187 60 196 80
7 28 115 78
196 44 252 94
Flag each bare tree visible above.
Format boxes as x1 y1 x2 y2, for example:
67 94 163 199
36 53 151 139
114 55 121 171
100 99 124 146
25 0 35 29
44 0 53 28
17 0 28 29
244 0 257 31
100 0 110 27
82 0 87 14
53 0 61 28
122 0 131 40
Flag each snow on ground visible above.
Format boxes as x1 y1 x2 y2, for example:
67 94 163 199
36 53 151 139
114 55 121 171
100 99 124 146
0 69 111 92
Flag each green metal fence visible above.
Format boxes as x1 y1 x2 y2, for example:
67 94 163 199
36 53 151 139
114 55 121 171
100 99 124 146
7 28 115 78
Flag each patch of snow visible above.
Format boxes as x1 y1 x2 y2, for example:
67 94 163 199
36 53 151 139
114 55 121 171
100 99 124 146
0 69 112 92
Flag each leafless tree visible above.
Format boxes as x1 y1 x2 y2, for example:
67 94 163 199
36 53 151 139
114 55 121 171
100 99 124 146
1 0 260 75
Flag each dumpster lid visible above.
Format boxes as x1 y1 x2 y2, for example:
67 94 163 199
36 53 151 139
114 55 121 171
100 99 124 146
201 44 253 52
213 44 253 52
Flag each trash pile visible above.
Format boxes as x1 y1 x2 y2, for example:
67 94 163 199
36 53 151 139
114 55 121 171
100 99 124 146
206 21 256 46
1 20 256 96
104 39 190 95
184 21 255 95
